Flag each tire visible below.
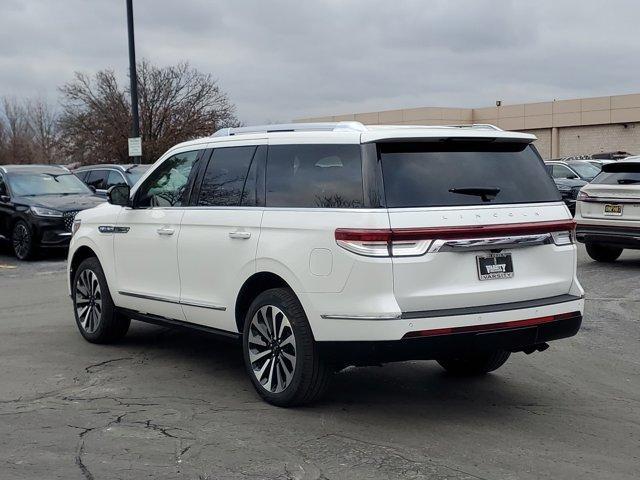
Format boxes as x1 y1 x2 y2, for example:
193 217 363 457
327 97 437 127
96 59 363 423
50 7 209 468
585 242 623 263
12 220 37 260
437 350 511 376
72 257 130 344
242 288 331 407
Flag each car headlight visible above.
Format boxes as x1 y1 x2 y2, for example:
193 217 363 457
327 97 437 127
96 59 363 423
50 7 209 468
30 206 63 217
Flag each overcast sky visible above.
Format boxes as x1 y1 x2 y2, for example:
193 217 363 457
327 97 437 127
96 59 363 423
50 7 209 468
1 0 639 124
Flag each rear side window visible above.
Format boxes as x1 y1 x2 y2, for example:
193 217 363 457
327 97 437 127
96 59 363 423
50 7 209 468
85 170 108 190
266 144 363 208
198 146 258 207
379 142 561 207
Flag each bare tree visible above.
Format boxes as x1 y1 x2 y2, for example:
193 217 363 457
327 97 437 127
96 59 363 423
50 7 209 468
58 60 240 165
0 97 33 164
0 97 61 165
26 98 61 164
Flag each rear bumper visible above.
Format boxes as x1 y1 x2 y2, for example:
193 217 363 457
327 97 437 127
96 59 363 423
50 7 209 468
576 224 640 249
310 295 584 342
319 312 582 364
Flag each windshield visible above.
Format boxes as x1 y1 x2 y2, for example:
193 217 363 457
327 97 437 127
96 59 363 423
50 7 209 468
8 172 92 196
126 166 150 186
379 142 561 207
567 162 600 180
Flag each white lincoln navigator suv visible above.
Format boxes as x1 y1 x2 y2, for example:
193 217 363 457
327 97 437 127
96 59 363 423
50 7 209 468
67 122 584 406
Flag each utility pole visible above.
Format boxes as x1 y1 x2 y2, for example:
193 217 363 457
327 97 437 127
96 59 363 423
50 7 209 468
126 0 142 164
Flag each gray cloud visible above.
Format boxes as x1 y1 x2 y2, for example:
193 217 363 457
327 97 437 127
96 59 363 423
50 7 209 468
1 0 639 124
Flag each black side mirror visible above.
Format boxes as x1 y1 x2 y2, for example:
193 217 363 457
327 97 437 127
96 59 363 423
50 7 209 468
567 174 578 180
107 184 131 207
88 185 96 193
0 195 9 203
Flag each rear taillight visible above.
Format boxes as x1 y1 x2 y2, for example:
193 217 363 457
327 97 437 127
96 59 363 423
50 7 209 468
576 190 590 201
335 220 576 257
551 230 574 246
334 229 392 257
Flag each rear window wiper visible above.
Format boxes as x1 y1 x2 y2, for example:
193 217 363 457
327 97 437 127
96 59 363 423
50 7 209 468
449 187 501 202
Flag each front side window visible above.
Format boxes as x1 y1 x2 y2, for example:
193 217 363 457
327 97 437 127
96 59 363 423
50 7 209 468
266 144 363 208
7 172 92 196
106 170 127 188
198 146 259 207
136 150 199 207
567 161 600 180
0 175 7 196
552 165 575 179
380 142 561 207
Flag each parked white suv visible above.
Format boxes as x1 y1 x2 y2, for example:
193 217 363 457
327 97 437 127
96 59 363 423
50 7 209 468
67 122 584 406
575 157 640 261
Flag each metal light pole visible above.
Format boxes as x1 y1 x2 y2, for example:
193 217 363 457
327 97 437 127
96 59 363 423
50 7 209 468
126 0 141 164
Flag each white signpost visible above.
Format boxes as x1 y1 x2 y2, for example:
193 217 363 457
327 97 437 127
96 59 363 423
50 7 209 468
128 137 142 157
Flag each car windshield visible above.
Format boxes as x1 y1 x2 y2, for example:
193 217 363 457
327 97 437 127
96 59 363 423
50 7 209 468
567 162 600 180
126 166 150 185
8 172 92 196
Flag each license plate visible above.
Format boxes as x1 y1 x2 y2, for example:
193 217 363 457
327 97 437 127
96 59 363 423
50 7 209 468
476 253 514 281
604 204 623 216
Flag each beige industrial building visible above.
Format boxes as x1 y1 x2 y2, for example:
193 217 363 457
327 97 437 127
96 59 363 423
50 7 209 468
296 93 640 159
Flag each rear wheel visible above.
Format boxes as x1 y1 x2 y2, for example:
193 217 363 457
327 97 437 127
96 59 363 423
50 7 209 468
72 257 130 343
585 243 623 263
437 350 511 376
12 221 37 260
242 288 331 407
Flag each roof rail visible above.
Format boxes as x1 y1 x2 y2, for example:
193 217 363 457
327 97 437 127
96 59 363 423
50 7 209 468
212 121 367 137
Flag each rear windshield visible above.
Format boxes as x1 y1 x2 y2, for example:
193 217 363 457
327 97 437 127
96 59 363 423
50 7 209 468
592 164 640 185
379 142 561 207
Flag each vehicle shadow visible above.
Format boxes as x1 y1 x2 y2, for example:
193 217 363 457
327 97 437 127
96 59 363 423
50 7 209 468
107 321 564 420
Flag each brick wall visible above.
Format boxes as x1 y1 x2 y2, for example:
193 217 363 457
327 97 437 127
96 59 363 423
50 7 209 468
523 128 552 159
558 123 640 157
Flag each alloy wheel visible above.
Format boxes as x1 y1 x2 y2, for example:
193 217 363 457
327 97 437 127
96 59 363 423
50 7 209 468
248 305 297 394
75 270 102 334
12 223 30 259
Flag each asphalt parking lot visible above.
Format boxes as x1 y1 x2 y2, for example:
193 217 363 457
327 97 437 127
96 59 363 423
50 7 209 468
0 242 638 480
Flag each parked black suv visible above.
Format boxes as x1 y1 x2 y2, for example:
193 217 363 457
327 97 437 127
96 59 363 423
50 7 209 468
0 165 103 259
73 164 150 197
544 164 587 215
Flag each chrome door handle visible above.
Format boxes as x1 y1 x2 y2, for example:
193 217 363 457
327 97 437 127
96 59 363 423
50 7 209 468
229 231 251 239
157 226 175 236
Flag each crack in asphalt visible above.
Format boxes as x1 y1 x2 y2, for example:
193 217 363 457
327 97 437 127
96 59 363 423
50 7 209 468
84 357 133 373
75 440 94 480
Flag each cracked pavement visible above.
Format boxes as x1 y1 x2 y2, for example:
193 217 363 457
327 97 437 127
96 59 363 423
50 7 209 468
0 243 639 479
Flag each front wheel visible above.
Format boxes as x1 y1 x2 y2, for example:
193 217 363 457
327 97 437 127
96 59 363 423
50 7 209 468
585 243 623 263
12 220 37 260
242 288 331 407
72 257 130 343
437 350 511 376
